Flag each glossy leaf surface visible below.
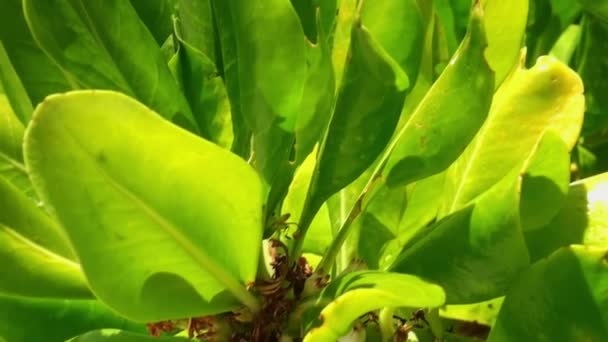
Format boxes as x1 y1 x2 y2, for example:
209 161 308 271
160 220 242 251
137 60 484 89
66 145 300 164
489 246 608 341
24 91 263 321
24 0 198 132
440 54 584 215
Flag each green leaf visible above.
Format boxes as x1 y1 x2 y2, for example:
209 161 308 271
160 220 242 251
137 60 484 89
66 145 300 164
301 21 409 230
440 297 504 327
299 271 445 341
525 172 608 262
489 245 608 341
549 24 582 63
439 54 584 215
481 0 529 87
24 90 263 321
282 150 332 255
0 94 33 197
360 0 424 82
578 15 608 135
0 174 91 298
23 0 198 133
211 0 307 133
0 295 144 342
0 41 33 123
396 172 446 247
519 131 570 231
391 165 528 303
173 24 233 149
70 330 188 342
0 0 73 106
175 0 217 63
294 6 336 165
130 0 177 45
385 4 494 187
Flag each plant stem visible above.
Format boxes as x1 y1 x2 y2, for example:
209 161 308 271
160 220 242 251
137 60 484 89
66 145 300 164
315 163 385 273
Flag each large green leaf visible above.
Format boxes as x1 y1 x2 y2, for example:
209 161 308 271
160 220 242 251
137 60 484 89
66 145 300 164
211 0 307 213
0 41 33 124
481 0 529 87
23 0 198 133
24 90 263 321
0 295 144 342
70 330 188 342
385 4 494 188
439 54 584 215
525 172 608 262
391 163 529 304
300 19 409 233
549 24 582 63
0 0 73 107
489 245 608 341
298 271 445 341
211 0 306 133
0 175 90 298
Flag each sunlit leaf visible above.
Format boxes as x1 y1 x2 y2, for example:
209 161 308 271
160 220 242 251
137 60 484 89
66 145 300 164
24 90 263 321
299 271 445 341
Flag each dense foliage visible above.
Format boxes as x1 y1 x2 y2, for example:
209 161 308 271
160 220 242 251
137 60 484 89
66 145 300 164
0 0 607 341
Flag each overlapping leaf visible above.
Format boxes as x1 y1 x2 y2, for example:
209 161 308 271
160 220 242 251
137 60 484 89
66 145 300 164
385 4 494 188
0 0 73 107
525 172 608 261
0 174 90 298
23 0 198 133
24 91 263 321
439 54 584 216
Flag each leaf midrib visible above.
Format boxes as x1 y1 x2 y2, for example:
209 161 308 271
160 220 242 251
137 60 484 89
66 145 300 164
59 123 259 310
